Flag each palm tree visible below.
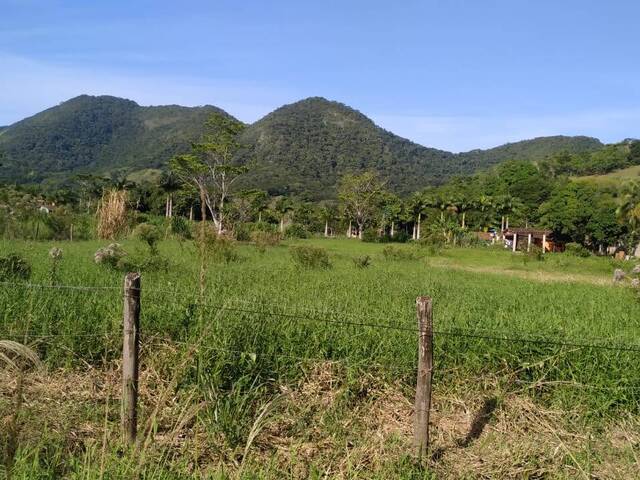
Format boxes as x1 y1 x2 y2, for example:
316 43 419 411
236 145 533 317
477 194 495 232
318 202 338 237
159 171 181 218
494 194 519 234
617 181 640 255
409 193 426 240
381 193 402 237
273 197 294 233
456 195 475 229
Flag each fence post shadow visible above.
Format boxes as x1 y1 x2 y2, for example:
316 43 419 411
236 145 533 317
431 396 499 463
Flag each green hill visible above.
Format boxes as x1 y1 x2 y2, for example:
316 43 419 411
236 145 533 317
0 94 613 197
457 135 603 170
0 95 229 184
236 97 455 197
236 98 604 197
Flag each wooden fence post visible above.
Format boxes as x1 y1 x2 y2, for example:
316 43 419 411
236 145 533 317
414 296 433 459
122 272 141 446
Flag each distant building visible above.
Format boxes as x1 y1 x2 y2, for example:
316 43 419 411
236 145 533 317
503 228 563 253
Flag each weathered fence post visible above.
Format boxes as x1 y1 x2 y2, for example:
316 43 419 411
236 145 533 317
414 296 433 459
122 272 141 446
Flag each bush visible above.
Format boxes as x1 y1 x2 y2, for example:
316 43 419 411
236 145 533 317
290 246 331 269
235 222 278 241
198 229 242 263
458 232 486 248
391 230 410 243
565 242 590 258
171 216 192 240
361 228 380 243
135 223 162 255
416 234 446 249
94 243 127 269
251 230 281 252
382 245 418 261
362 229 408 243
352 255 372 268
0 253 31 281
522 245 545 265
284 223 309 239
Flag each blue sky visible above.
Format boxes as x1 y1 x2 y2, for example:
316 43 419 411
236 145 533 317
1 0 639 151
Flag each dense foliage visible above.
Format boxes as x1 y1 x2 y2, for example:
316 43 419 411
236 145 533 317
0 95 605 197
1 101 639 254
0 95 226 184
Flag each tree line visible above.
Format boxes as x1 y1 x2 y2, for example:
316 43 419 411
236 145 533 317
1 113 639 254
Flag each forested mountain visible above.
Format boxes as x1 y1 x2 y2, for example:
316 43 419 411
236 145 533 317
0 95 228 184
236 97 455 197
0 95 611 196
457 135 603 171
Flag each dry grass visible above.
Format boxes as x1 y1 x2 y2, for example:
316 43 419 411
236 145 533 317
2 354 639 478
96 189 128 239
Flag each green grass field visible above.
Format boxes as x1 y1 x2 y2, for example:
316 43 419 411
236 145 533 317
1 237 640 478
575 164 640 186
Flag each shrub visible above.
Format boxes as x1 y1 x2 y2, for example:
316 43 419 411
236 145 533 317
362 229 406 243
72 214 95 241
382 245 418 261
251 230 281 252
171 216 192 240
361 228 380 243
416 234 446 249
136 255 170 272
135 223 162 255
284 223 309 239
290 246 331 269
458 232 485 248
94 243 127 269
233 224 252 242
352 255 372 268
391 230 410 243
48 247 63 285
565 242 590 258
198 228 242 263
522 245 544 264
0 253 31 281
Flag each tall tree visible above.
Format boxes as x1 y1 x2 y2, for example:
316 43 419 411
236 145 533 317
273 197 294 233
169 113 248 234
617 181 640 255
338 171 385 239
159 171 181 218
318 201 339 237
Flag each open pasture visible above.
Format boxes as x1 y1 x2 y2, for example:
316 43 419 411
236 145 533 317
1 237 640 478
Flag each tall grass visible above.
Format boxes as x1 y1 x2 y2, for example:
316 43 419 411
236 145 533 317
1 237 639 477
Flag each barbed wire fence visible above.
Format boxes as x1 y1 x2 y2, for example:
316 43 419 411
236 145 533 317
2 275 640 456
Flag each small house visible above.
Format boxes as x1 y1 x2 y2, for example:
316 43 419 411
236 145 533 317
503 228 563 253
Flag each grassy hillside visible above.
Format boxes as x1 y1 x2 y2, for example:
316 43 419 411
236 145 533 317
575 164 640 185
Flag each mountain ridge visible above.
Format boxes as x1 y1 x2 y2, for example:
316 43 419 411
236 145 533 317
0 95 607 196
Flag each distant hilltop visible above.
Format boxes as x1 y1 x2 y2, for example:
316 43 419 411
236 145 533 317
0 94 606 198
